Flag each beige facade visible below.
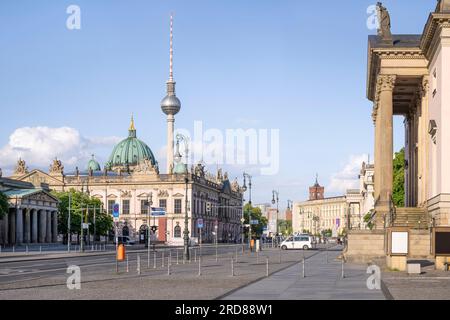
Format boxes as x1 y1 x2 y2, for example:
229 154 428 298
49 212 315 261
11 158 243 245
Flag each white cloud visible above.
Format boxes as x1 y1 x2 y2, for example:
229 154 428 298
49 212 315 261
327 154 368 194
0 126 121 173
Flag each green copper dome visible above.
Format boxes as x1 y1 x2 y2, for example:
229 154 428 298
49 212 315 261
87 155 101 172
106 117 157 169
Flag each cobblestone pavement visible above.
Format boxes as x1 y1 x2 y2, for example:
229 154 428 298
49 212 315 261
382 262 450 300
222 246 385 300
0 244 328 300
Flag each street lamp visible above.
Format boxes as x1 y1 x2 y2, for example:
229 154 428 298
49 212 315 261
147 192 153 255
176 133 190 261
272 190 279 240
287 200 293 211
242 172 252 248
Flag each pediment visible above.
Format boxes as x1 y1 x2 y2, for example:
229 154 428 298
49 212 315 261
173 193 184 198
92 194 103 199
24 190 59 203
18 169 64 187
107 194 118 199
137 192 150 198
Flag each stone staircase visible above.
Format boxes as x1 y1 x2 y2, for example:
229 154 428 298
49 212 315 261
392 207 429 229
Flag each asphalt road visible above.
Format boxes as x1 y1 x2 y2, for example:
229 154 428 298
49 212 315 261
0 244 249 286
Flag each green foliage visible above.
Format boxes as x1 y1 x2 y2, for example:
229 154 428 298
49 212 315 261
0 191 9 219
393 148 405 207
321 228 332 237
363 211 374 230
278 220 293 236
51 189 113 240
243 203 268 238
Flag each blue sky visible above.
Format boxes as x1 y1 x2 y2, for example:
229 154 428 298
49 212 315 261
0 0 436 205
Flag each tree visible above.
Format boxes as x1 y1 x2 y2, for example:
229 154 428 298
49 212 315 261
278 220 293 236
363 211 374 230
393 148 405 207
0 191 9 219
243 203 268 238
51 189 113 244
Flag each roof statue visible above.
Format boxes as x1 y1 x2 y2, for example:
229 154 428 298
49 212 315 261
376 2 393 44
49 158 64 175
436 0 450 13
14 158 28 176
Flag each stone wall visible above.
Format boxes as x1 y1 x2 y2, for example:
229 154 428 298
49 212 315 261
345 230 386 264
409 229 432 258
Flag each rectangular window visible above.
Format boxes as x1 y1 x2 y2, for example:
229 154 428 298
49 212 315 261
141 200 149 214
159 199 167 210
108 200 115 215
174 199 182 214
433 68 437 97
122 200 130 215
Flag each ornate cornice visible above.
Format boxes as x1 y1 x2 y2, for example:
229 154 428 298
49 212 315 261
421 14 450 59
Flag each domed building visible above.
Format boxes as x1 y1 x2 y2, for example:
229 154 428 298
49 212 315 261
106 117 157 173
9 17 243 246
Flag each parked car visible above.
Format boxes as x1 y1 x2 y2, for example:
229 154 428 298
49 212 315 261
280 235 313 250
115 236 136 246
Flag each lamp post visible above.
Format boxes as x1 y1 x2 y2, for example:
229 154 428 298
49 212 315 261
147 192 153 255
242 172 252 248
272 190 279 240
176 133 190 261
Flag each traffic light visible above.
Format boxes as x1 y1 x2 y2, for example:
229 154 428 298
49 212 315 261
206 202 212 213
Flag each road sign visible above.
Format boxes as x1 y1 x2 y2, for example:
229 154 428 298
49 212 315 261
151 226 158 233
250 219 259 225
82 223 90 229
197 218 204 229
113 203 120 218
151 207 166 216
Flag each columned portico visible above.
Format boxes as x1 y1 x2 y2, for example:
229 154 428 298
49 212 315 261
39 209 47 243
52 211 58 243
24 208 31 243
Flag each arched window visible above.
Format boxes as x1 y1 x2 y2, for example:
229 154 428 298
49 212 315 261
174 224 181 238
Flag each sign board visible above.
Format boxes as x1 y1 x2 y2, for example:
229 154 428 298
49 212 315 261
250 219 259 225
113 203 120 218
435 232 450 255
391 231 408 255
151 207 166 217
82 223 90 229
336 218 340 228
197 218 204 229
113 217 119 223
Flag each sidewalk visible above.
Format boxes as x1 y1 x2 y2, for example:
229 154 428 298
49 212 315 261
222 247 386 300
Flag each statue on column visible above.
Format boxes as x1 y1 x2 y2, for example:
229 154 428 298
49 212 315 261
376 2 393 43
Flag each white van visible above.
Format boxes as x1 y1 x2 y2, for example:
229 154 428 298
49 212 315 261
280 235 313 250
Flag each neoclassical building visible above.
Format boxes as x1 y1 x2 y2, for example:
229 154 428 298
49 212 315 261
5 16 244 245
0 163 59 246
347 1 450 270
293 166 374 236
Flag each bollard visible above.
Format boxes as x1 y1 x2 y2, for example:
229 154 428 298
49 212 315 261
39 246 42 253
266 256 269 277
198 256 202 277
153 251 157 269
0 245 2 254
302 258 305 278
26 245 29 254
12 246 15 253
231 258 235 277
194 248 197 262
162 250 165 268
168 256 171 275
137 255 141 275
126 254 129 273
341 259 345 279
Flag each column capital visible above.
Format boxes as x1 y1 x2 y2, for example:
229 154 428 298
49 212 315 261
419 76 429 99
376 75 396 93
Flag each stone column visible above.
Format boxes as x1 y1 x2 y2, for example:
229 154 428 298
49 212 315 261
2 212 8 245
31 209 38 243
378 75 396 203
39 209 46 243
52 211 58 243
24 209 31 244
9 211 15 245
15 208 23 245
46 210 52 243
372 75 396 229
